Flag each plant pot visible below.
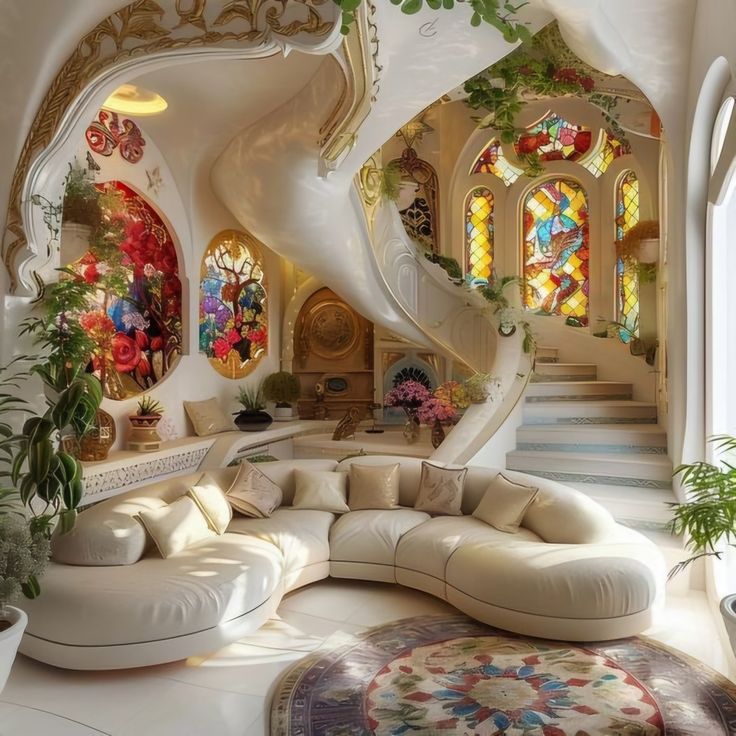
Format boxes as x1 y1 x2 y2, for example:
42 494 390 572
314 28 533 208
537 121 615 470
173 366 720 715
0 606 27 696
636 238 659 264
234 410 273 432
128 414 162 452
60 222 92 265
720 594 736 656
272 405 294 422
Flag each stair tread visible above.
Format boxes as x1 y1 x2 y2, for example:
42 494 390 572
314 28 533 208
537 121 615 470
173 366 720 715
518 423 666 434
525 400 656 408
529 380 631 386
565 481 676 502
534 363 597 368
507 449 673 466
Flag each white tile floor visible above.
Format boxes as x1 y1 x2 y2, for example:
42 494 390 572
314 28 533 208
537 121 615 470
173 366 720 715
0 579 730 736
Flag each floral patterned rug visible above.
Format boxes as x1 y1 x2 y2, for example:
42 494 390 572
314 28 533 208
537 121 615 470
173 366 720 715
270 614 736 735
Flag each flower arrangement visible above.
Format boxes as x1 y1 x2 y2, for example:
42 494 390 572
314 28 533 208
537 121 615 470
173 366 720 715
417 397 457 426
464 373 501 404
383 380 432 411
434 381 470 411
616 220 660 260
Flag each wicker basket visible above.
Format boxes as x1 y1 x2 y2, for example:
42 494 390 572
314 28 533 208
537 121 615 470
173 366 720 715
78 409 116 462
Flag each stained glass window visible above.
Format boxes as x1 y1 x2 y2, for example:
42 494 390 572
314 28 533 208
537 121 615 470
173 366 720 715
63 181 182 399
199 230 268 379
465 188 494 281
523 179 590 324
582 130 631 178
470 139 523 186
516 114 593 163
615 170 640 340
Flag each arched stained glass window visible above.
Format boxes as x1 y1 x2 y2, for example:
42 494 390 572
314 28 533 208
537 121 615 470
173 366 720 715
615 170 640 340
465 188 494 281
523 179 589 324
199 230 268 379
516 113 593 163
583 130 631 178
470 139 523 186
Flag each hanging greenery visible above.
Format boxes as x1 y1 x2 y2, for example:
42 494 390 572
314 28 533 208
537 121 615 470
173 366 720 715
331 0 531 41
463 23 628 170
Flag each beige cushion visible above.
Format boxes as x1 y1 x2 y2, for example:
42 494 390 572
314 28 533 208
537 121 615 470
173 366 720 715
330 509 430 566
348 463 400 510
293 469 349 513
227 462 283 518
472 473 539 533
137 496 215 558
187 473 232 534
414 462 467 516
183 398 234 436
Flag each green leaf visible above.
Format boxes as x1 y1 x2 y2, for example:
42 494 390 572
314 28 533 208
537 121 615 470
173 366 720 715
59 508 77 534
21 574 41 600
63 478 83 511
400 0 423 14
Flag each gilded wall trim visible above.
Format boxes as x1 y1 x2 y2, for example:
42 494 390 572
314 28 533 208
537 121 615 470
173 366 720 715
3 0 340 293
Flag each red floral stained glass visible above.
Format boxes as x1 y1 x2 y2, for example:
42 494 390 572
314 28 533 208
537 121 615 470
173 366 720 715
66 181 182 399
516 114 592 163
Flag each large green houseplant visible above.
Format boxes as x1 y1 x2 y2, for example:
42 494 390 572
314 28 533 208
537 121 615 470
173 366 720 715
669 435 736 654
262 371 301 420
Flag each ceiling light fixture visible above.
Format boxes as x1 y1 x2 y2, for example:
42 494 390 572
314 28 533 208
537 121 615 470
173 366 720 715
102 84 168 116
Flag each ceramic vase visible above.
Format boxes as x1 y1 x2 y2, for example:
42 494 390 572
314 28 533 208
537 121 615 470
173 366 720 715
0 606 27 695
128 414 162 452
234 410 273 432
720 594 736 657
431 420 445 449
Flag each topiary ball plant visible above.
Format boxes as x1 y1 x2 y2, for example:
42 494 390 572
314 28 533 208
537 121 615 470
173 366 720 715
262 371 301 408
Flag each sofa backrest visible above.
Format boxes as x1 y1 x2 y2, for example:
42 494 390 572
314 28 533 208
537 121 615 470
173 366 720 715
336 455 615 544
254 459 339 505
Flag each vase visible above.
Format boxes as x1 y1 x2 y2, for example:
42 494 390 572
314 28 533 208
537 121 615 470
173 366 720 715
78 408 116 461
0 606 27 696
128 414 162 452
233 410 273 432
402 414 420 444
431 420 445 449
720 595 736 657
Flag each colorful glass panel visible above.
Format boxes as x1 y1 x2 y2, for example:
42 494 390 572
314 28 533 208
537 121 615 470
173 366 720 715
523 179 590 323
64 181 182 399
471 139 523 186
199 230 268 379
583 130 630 178
465 188 494 281
616 171 640 340
516 114 593 163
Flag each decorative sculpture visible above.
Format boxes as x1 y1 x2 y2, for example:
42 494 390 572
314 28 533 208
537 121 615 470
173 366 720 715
332 406 363 441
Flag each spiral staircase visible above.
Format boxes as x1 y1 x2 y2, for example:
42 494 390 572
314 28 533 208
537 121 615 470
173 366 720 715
210 4 676 530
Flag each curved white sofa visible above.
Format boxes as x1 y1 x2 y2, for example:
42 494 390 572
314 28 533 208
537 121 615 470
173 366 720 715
19 456 665 670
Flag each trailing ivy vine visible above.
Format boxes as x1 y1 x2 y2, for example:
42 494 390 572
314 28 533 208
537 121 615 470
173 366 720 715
331 0 531 41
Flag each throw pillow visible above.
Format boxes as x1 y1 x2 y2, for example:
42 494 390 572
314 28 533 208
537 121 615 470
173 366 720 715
348 463 400 510
227 461 283 518
183 398 234 436
137 496 215 558
292 469 349 513
187 473 232 534
472 473 539 533
414 461 468 516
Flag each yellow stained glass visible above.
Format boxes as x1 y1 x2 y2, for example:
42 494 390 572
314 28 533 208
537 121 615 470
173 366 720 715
582 131 630 178
470 139 523 186
465 188 494 280
523 179 590 324
616 170 640 339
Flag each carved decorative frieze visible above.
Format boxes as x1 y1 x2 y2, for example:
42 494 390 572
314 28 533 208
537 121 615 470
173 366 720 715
3 0 340 292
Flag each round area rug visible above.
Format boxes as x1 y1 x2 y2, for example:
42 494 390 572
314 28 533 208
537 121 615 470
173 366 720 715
270 614 736 735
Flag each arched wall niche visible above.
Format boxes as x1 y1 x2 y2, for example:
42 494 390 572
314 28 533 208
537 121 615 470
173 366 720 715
2 0 342 297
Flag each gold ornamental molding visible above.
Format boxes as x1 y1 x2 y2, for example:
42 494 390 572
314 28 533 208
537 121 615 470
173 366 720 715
319 0 381 170
3 0 341 293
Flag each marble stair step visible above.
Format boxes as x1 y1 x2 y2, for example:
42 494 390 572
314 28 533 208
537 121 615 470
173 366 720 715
523 400 658 424
516 423 667 454
506 449 673 486
531 362 598 382
535 345 559 363
526 381 633 402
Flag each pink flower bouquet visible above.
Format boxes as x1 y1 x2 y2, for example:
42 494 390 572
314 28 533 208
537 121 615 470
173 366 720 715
417 397 457 426
384 380 432 410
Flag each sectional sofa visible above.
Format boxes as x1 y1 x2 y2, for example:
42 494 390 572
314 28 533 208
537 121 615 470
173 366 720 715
18 456 665 670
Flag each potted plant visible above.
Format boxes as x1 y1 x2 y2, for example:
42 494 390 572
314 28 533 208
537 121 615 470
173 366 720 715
616 220 660 264
0 512 49 694
234 384 273 432
464 373 500 404
669 435 736 654
128 396 163 452
60 161 102 264
262 371 301 421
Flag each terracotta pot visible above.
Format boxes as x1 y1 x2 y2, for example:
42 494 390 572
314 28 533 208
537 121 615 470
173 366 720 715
0 606 27 695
